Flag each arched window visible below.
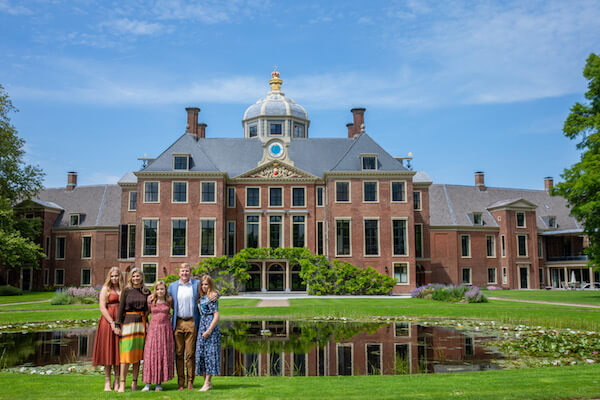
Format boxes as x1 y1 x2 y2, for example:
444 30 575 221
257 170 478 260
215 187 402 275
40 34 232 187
268 264 284 291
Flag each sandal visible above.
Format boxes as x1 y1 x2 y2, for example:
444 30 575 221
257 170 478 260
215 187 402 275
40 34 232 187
118 379 125 393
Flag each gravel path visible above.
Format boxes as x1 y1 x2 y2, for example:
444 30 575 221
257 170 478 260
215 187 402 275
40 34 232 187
488 297 600 308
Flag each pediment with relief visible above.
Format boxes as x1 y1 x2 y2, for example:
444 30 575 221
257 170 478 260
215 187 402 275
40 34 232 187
236 162 316 180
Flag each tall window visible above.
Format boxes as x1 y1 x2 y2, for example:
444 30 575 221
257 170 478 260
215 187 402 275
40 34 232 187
269 216 282 248
335 181 350 202
248 125 258 138
394 263 408 284
364 219 379 256
82 236 92 259
45 237 50 259
143 219 158 256
227 187 236 208
316 221 324 255
538 237 543 258
392 219 407 256
516 212 526 228
502 267 507 284
81 269 91 286
200 219 215 256
144 182 159 203
461 235 470 258
269 187 283 207
415 224 423 258
129 192 137 211
292 216 306 247
292 187 305 207
293 123 305 138
462 268 472 284
336 219 351 256
501 235 506 257
55 269 65 286
517 234 528 257
413 191 421 210
201 182 216 203
246 215 259 248
488 268 497 284
363 182 378 202
391 181 405 202
269 121 283 135
486 235 496 257
128 225 136 258
227 221 235 257
366 344 382 375
56 237 66 259
173 155 189 170
172 181 188 203
316 187 324 206
142 263 157 284
246 187 260 207
172 219 187 256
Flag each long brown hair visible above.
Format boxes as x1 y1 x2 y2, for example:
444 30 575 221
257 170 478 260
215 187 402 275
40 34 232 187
199 274 216 297
102 267 123 301
151 281 173 306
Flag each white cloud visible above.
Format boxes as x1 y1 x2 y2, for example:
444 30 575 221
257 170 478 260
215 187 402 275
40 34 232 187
0 0 32 15
101 18 165 36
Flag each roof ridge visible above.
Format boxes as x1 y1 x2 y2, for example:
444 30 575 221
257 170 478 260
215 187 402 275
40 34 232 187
442 184 457 225
329 133 361 170
140 132 187 172
96 185 109 225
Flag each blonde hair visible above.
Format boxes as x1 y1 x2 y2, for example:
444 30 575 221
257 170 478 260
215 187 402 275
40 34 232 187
199 274 216 297
151 281 172 306
102 267 123 302
127 267 145 288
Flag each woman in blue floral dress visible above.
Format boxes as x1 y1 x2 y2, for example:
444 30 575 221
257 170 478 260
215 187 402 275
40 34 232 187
195 274 221 392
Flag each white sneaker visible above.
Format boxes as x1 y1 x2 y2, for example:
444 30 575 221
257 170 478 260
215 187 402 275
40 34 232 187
141 384 151 392
155 385 163 391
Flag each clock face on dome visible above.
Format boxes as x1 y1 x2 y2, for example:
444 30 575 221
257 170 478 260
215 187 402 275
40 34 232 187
268 141 284 158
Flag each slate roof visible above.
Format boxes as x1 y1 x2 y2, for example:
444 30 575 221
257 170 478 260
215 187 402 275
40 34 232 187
35 185 121 228
429 184 581 231
140 132 409 177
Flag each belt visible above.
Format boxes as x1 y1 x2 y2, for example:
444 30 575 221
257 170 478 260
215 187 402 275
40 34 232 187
177 316 193 321
125 311 147 334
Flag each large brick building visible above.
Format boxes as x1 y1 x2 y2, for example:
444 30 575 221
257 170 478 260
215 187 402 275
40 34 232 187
7 70 595 293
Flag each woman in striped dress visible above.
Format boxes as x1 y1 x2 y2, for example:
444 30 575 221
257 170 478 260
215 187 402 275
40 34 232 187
114 267 150 392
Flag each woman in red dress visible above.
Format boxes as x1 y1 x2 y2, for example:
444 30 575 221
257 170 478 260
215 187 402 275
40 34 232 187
92 266 124 391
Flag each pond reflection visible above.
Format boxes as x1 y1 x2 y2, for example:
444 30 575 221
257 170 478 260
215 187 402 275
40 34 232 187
0 321 504 375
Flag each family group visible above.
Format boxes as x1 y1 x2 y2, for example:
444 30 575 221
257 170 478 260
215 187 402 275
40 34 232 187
91 263 221 392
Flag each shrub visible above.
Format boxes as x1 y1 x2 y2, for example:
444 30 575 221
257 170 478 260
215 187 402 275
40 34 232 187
0 285 22 296
465 286 487 303
50 290 71 305
411 284 487 303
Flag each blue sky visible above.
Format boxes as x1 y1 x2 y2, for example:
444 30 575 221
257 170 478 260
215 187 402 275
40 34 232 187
2 0 599 190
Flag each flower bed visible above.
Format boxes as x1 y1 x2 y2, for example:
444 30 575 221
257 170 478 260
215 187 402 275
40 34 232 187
50 287 99 305
411 284 488 303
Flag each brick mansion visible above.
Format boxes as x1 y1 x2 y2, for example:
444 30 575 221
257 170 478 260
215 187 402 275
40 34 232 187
7 70 595 294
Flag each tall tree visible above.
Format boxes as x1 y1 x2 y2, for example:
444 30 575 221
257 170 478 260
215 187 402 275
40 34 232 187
553 53 600 269
0 84 46 271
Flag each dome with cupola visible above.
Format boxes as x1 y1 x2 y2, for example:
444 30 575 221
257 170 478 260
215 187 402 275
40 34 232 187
242 68 310 140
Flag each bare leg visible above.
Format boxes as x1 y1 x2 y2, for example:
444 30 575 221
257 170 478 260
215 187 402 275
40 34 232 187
131 362 140 391
113 365 119 390
119 363 129 393
104 365 112 391
199 374 212 391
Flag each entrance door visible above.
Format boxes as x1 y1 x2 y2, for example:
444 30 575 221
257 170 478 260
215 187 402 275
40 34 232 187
21 268 32 291
268 264 284 291
519 267 529 289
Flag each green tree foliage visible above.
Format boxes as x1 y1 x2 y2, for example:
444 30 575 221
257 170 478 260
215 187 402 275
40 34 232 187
553 54 600 268
0 85 46 269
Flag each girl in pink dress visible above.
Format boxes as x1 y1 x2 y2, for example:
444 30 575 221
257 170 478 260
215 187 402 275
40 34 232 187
141 281 174 391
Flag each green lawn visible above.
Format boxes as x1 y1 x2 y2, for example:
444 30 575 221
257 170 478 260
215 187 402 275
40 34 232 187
0 291 53 304
1 365 599 399
483 289 600 305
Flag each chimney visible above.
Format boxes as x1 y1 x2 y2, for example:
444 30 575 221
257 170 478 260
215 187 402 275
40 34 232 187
544 176 554 193
475 171 486 191
185 107 200 136
67 171 77 191
198 123 207 139
350 107 366 137
346 123 354 138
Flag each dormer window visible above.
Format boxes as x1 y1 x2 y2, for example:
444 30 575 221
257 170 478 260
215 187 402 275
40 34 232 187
70 214 80 226
361 154 378 170
548 216 556 228
173 155 190 171
269 120 283 136
472 212 482 225
293 123 305 138
248 125 258 138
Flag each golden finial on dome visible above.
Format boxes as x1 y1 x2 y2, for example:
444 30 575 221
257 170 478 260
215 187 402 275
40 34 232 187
269 65 282 91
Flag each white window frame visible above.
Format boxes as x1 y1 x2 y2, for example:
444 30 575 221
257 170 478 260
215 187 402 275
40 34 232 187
361 154 378 171
246 187 261 208
393 262 409 285
502 266 508 284
81 235 92 259
413 190 422 210
128 191 137 211
69 213 80 226
316 186 324 207
143 181 160 204
363 217 380 257
172 181 189 203
316 220 324 255
56 236 66 260
268 186 284 208
486 235 496 258
394 343 411 374
200 181 217 204
548 216 556 228
461 267 472 285
200 217 217 257
244 214 261 248
268 214 284 249
517 234 528 257
290 214 306 248
142 218 159 257
81 268 92 286
516 211 526 228
487 267 497 284
142 262 158 285
267 120 284 136
335 343 354 376
390 181 407 203
227 186 236 208
414 223 423 258
54 268 65 286
226 220 236 256
335 217 352 257
172 154 190 171
127 223 136 259
473 212 482 225
391 217 409 257
335 181 351 203
291 186 307 208
365 343 383 375
460 234 471 258
501 235 506 258
171 218 188 257
362 181 379 203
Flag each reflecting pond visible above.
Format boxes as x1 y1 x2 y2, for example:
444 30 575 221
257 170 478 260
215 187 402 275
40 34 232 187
0 320 506 375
